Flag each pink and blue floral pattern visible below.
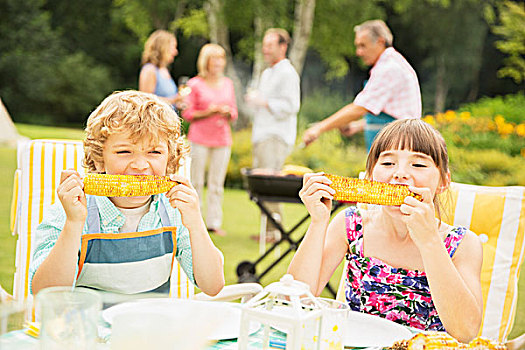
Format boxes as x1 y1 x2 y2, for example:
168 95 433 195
343 206 466 331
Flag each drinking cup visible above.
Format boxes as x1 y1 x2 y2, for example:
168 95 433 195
36 287 101 350
0 298 27 335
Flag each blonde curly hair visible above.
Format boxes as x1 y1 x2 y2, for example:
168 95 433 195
141 30 176 67
83 90 188 174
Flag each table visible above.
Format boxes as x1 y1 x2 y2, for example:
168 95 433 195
0 327 385 350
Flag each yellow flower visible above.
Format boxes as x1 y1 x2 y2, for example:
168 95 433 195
459 111 471 121
494 115 505 125
498 122 514 136
444 110 456 122
516 124 525 137
423 115 435 126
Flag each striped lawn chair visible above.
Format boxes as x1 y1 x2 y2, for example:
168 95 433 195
443 182 525 342
336 181 525 342
10 139 194 308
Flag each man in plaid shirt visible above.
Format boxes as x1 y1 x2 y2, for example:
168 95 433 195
302 20 421 151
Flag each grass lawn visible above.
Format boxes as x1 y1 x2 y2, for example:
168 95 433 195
0 123 524 339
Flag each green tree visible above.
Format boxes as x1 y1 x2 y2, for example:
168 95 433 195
390 0 490 113
491 1 525 84
0 0 116 125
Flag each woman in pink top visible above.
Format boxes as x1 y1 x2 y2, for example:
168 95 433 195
182 44 238 236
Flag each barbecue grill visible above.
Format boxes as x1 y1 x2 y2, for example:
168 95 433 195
237 168 344 296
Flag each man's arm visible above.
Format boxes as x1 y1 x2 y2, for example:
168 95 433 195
302 103 368 146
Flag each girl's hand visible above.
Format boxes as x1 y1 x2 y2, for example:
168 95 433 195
299 172 335 223
165 175 202 228
400 186 441 249
57 169 87 223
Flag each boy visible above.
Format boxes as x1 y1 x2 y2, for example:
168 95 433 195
29 90 225 297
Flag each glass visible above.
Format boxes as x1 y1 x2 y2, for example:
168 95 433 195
36 286 101 350
301 297 349 350
0 298 28 335
178 76 192 97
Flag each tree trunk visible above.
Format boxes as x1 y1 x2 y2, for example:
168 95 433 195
171 0 187 35
205 0 250 128
288 0 316 75
434 55 448 114
250 16 265 88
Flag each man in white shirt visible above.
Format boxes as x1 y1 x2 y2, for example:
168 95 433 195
246 28 301 241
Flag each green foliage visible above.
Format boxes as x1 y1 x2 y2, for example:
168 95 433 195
225 129 253 188
113 0 186 42
296 89 348 128
224 128 368 188
0 0 128 125
449 147 525 186
175 8 209 39
458 92 525 124
46 53 114 124
393 0 489 111
310 0 385 79
491 1 525 83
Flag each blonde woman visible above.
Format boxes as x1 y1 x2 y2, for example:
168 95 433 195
139 30 185 109
182 44 238 236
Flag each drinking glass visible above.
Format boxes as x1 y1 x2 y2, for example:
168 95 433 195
0 298 27 335
36 287 101 350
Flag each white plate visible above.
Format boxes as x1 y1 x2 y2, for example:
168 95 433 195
345 310 413 347
102 298 257 341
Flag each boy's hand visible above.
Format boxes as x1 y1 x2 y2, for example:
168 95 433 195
57 169 87 223
166 175 203 229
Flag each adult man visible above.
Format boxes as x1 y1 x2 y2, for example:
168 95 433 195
246 28 300 242
302 20 421 151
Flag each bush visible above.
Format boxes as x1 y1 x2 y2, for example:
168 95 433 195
449 147 525 186
297 89 348 129
424 99 525 157
225 127 368 188
225 92 524 189
458 93 525 124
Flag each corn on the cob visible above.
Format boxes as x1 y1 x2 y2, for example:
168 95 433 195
83 174 176 197
389 332 507 350
324 173 422 206
407 332 463 350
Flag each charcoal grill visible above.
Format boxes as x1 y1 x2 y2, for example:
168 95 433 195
237 168 344 297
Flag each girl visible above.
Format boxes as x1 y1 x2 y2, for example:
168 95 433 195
288 119 483 343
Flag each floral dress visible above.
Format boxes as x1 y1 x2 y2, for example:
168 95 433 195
343 206 467 331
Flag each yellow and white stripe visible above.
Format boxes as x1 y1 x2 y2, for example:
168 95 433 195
441 182 525 342
12 139 84 304
170 155 194 299
11 139 194 303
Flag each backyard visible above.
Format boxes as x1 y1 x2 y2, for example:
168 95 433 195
0 123 524 340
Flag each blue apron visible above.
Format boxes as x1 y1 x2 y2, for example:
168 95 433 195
76 197 190 296
364 112 396 151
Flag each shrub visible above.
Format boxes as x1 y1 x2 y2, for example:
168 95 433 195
458 93 525 124
225 92 524 189
225 128 368 188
